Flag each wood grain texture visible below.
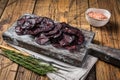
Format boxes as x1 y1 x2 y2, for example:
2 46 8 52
89 0 120 80
0 0 17 80
0 0 8 17
0 56 18 80
0 0 120 80
0 0 38 80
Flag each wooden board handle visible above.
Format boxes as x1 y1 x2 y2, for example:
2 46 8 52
87 43 120 67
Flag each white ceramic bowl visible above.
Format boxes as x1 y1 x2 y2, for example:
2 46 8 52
85 8 111 27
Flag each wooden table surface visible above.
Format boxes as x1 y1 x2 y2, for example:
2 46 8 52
0 0 120 80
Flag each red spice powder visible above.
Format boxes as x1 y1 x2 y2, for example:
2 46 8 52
88 11 107 20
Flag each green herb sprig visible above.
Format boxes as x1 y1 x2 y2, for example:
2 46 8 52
2 49 56 76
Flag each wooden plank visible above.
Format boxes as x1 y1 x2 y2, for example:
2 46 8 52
34 0 90 29
96 0 120 80
0 0 17 80
34 0 70 22
15 66 32 80
0 55 18 80
89 0 120 80
0 0 36 80
16 66 47 80
89 0 111 80
0 0 8 17
15 68 50 80
75 0 97 80
75 0 91 30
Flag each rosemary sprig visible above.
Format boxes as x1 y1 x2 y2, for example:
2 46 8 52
2 49 56 75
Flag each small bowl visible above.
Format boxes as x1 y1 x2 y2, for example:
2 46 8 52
85 8 111 27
